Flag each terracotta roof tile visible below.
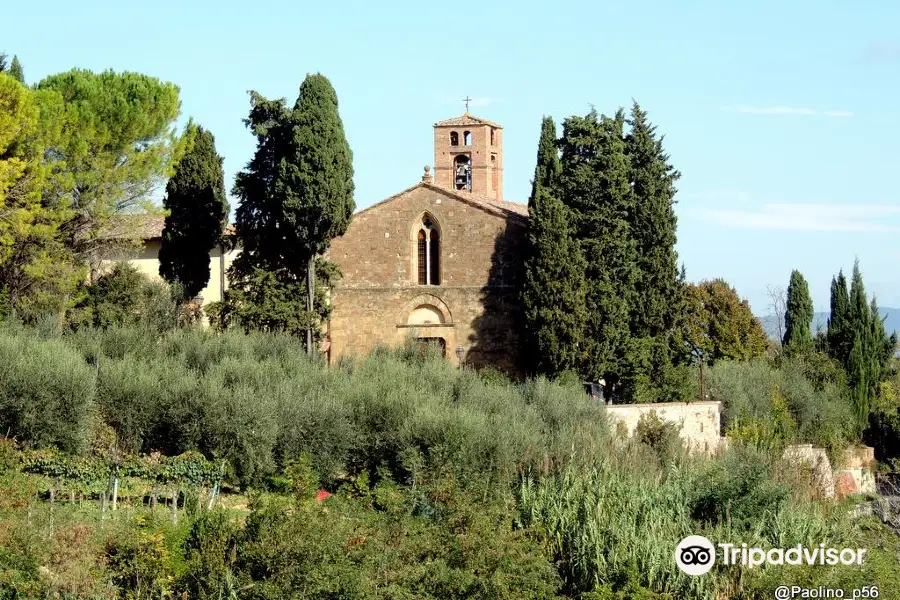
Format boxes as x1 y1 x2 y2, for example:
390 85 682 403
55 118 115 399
433 113 502 129
104 213 235 241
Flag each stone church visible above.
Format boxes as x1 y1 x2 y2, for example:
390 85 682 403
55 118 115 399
127 112 529 374
326 113 528 374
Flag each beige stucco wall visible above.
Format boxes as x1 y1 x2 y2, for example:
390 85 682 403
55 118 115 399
605 401 723 455
102 240 239 308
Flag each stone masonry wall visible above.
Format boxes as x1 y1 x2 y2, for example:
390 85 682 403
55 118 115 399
327 184 526 374
605 401 723 455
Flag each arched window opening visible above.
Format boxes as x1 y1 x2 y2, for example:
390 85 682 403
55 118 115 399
429 229 440 285
417 229 427 285
450 131 459 146
463 131 472 146
490 128 495 145
415 216 441 285
453 155 471 192
491 155 498 191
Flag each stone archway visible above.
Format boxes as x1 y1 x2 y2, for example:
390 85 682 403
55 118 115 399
407 304 445 325
398 294 453 326
396 294 458 363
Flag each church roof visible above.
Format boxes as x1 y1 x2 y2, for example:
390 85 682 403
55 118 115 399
354 182 528 221
433 113 502 129
111 214 235 241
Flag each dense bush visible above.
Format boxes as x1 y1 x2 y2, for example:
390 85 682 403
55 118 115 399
67 263 179 332
0 332 96 453
706 356 854 457
0 324 607 490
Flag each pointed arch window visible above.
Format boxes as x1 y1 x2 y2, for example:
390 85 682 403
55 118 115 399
416 216 440 285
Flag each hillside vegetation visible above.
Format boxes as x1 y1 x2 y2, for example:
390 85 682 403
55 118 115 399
1 323 898 599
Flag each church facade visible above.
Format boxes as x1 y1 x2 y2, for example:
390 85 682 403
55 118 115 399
126 112 529 374
326 113 528 374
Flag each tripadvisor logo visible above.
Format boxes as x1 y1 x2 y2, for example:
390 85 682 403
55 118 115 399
675 535 716 575
675 536 868 576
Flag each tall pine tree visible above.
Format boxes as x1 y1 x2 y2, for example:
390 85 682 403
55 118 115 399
529 116 560 210
827 260 897 435
558 109 637 397
826 270 851 366
283 73 355 352
8 55 24 83
158 124 229 301
783 269 814 352
521 188 587 376
227 75 353 351
623 101 686 400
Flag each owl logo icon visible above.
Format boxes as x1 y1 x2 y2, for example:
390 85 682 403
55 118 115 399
675 536 716 575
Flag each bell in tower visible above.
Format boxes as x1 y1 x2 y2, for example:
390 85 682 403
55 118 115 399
454 155 472 192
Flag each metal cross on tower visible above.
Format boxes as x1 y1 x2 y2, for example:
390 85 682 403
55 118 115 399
463 96 472 112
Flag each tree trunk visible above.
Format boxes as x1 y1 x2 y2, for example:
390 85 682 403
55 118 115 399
112 476 119 511
207 482 218 511
151 485 158 512
306 255 315 355
171 489 178 524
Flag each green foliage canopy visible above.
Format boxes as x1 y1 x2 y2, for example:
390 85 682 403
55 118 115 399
158 124 229 300
36 69 182 268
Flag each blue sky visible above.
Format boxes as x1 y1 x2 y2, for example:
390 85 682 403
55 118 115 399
4 0 899 315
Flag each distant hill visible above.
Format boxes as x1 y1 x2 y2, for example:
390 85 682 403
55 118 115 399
759 307 900 341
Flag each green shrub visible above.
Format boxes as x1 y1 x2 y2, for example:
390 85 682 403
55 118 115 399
0 332 96 453
180 510 242 600
68 263 178 333
689 446 789 527
105 528 172 599
634 411 682 461
707 358 853 456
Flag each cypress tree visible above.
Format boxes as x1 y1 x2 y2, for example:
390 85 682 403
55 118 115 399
624 102 681 337
558 109 637 397
159 124 229 301
228 75 354 352
825 260 897 435
521 188 587 376
8 55 24 83
283 73 355 353
230 92 292 278
783 269 814 352
529 116 560 210
826 270 851 367
623 101 686 399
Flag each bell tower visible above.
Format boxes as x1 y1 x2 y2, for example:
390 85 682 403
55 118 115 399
432 107 503 200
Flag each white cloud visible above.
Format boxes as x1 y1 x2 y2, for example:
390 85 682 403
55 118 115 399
688 203 900 232
729 105 854 117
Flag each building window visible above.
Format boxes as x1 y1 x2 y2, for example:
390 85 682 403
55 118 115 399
415 215 440 285
450 131 459 146
490 128 495 145
491 154 498 191
463 131 472 146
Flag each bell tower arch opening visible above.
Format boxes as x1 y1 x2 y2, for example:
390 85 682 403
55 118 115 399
453 155 471 192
